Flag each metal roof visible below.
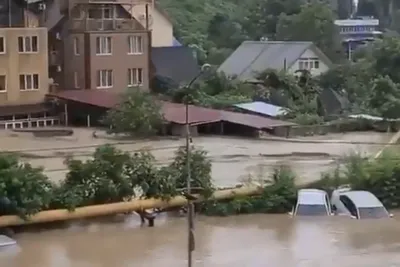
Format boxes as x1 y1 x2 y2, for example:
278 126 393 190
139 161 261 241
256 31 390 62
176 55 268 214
297 189 328 205
48 90 295 129
340 191 384 208
0 235 16 247
217 41 332 81
233 101 286 117
152 47 199 85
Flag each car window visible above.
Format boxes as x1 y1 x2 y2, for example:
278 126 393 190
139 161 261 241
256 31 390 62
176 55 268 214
358 207 388 219
296 204 328 216
340 195 358 218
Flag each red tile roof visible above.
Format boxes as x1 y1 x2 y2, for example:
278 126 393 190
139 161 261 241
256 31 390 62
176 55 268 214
48 90 295 128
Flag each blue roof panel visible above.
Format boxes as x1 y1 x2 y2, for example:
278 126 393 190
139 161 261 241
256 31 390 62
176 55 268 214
233 101 287 117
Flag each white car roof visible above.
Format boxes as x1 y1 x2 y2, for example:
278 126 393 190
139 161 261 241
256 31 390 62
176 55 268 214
0 235 16 248
297 189 327 205
340 190 384 208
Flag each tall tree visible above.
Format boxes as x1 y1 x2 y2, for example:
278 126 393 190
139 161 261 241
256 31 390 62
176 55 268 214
275 2 343 60
102 88 163 137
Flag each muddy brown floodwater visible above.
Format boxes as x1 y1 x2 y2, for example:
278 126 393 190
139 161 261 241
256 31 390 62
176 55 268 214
0 129 393 186
4 213 400 267
0 129 398 266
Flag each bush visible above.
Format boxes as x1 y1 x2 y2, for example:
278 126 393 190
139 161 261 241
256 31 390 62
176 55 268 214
0 144 216 219
0 155 54 218
200 165 297 216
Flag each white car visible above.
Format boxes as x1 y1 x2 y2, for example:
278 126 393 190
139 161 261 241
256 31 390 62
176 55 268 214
0 235 16 248
331 188 392 219
291 189 332 216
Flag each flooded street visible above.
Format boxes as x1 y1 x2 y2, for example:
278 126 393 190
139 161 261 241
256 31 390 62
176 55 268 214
4 213 400 267
0 129 393 186
0 129 399 266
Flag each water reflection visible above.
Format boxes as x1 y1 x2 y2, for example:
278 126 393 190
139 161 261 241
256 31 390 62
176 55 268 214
5 213 400 267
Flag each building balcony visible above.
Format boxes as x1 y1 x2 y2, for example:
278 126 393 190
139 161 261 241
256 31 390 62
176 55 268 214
69 18 145 32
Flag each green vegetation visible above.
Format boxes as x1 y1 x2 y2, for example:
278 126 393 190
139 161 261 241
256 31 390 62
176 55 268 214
102 89 163 137
0 144 214 218
153 0 400 124
159 0 341 64
201 151 400 216
4 142 400 219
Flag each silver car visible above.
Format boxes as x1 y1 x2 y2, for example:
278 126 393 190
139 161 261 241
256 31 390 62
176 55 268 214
331 188 392 219
291 189 332 216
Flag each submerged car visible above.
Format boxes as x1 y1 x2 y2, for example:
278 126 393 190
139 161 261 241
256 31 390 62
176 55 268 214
291 189 332 216
0 235 16 248
331 189 391 219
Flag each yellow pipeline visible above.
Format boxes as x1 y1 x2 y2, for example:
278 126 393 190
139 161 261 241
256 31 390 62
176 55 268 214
0 186 263 228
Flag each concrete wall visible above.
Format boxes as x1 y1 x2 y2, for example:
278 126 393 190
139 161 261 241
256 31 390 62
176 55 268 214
131 5 174 47
0 27 48 106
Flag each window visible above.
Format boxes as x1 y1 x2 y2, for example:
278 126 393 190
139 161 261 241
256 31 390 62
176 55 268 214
298 58 320 70
96 36 112 55
0 37 5 53
0 75 6 91
73 37 80 55
128 36 143 54
358 207 389 219
128 68 143 86
295 204 328 216
96 70 113 88
18 36 38 53
19 74 39 90
74 72 79 88
88 7 113 19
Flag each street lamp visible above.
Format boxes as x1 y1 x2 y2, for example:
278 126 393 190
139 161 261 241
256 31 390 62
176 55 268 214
184 63 211 267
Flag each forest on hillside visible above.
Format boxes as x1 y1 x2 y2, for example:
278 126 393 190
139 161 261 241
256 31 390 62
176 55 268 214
157 0 400 64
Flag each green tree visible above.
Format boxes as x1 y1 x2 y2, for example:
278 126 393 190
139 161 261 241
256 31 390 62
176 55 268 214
242 0 304 40
275 2 342 60
57 145 135 208
102 88 163 137
168 146 214 197
0 154 54 218
369 75 400 118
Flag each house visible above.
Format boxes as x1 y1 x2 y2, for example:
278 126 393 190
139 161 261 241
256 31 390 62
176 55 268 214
0 1 57 130
43 0 152 92
334 18 382 59
217 41 333 82
151 46 199 88
131 3 178 47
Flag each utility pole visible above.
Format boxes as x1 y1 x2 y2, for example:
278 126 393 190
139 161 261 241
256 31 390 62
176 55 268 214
184 63 211 267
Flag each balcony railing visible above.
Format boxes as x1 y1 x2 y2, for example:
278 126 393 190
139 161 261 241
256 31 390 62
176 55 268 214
69 18 144 31
71 0 152 5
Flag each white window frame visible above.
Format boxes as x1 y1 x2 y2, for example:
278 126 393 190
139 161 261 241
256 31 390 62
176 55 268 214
96 69 113 89
18 36 39 53
73 37 80 55
74 72 79 88
128 68 143 86
19 74 39 91
298 58 320 70
0 75 7 92
128 36 143 55
96 36 112 55
0 36 5 54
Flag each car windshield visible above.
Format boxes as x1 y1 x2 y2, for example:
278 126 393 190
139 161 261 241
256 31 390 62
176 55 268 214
296 204 328 216
358 207 389 219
